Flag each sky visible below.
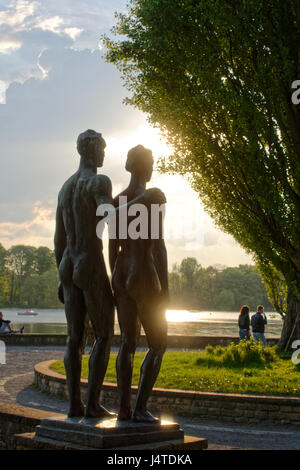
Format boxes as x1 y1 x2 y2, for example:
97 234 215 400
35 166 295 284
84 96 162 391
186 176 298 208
0 0 253 269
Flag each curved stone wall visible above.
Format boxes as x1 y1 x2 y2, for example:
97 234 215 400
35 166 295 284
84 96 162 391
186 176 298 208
1 333 280 348
34 360 300 426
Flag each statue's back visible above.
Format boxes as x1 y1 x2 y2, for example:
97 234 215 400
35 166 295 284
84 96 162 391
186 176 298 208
58 172 105 291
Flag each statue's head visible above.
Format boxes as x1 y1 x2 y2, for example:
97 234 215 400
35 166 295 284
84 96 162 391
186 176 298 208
77 129 106 167
125 145 154 182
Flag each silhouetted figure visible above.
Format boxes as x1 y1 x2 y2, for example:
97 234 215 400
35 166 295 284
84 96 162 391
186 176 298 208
54 130 115 418
110 145 168 423
238 305 251 340
251 305 267 347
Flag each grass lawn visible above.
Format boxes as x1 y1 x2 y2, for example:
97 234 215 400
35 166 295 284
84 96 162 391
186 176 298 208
50 347 300 396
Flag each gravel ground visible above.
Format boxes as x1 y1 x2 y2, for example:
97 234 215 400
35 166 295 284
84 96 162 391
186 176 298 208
0 346 300 450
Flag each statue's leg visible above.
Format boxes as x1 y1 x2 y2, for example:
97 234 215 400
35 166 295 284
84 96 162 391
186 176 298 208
115 293 140 420
63 282 86 417
132 301 167 423
84 285 115 418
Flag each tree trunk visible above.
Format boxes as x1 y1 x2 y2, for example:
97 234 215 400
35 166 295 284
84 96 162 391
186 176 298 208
9 272 15 305
279 289 300 350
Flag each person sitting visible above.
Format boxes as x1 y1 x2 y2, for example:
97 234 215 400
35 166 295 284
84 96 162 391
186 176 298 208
0 312 24 334
0 312 12 333
238 305 251 341
251 305 267 347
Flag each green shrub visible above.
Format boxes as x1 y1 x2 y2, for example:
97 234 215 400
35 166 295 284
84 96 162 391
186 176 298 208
214 346 225 356
242 369 253 377
205 345 214 355
200 339 277 367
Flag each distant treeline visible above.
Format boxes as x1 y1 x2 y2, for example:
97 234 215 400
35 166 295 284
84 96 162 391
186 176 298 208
0 244 60 308
0 244 273 311
168 258 273 312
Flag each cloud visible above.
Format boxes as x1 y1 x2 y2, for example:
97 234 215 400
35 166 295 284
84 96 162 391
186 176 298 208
0 28 74 85
0 39 22 54
35 15 65 34
0 202 55 248
0 0 37 29
64 27 83 40
0 0 127 85
0 46 144 226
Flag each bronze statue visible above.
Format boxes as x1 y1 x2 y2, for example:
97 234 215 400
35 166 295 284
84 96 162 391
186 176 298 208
54 129 117 418
110 145 169 423
54 131 166 420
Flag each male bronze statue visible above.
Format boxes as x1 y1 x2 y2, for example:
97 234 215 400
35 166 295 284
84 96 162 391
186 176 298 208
54 129 116 418
110 145 169 423
54 132 166 419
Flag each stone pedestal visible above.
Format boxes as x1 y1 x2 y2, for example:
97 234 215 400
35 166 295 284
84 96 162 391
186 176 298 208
33 415 196 450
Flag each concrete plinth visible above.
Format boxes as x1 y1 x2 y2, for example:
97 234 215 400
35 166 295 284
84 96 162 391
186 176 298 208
34 414 183 449
26 414 208 450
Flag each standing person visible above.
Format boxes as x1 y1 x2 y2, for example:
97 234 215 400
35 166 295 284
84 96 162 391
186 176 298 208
238 305 251 341
251 305 267 347
110 145 168 423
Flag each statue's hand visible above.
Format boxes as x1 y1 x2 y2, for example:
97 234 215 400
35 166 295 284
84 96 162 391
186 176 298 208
58 282 64 304
144 188 167 205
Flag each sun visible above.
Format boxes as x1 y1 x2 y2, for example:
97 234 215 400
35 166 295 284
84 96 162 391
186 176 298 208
123 124 173 162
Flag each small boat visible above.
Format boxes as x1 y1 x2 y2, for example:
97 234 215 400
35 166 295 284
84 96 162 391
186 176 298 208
17 310 38 316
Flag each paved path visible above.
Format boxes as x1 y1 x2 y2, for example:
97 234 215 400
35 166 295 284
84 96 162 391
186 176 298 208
0 346 300 450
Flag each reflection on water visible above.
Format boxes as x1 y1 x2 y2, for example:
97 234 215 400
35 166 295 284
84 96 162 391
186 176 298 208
7 307 283 338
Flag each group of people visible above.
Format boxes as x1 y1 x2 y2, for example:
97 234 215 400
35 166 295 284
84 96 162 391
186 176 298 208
238 305 267 347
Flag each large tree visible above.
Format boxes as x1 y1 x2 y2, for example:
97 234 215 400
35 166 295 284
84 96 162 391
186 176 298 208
104 0 300 348
5 245 56 305
6 245 37 304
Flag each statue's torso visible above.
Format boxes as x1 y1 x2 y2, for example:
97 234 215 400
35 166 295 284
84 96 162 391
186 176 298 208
113 189 165 301
58 171 109 290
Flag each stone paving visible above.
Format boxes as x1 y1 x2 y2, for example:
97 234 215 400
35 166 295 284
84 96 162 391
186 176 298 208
0 346 67 413
0 346 300 450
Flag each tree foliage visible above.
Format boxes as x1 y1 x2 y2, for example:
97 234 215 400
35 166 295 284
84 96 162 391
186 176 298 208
257 262 288 317
169 257 273 312
0 244 60 308
104 0 300 347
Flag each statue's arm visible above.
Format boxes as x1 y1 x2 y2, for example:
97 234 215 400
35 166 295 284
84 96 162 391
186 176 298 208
93 175 114 207
155 239 169 303
54 201 66 268
54 200 66 304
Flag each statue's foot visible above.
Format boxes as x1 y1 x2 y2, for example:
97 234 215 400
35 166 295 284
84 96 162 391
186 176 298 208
117 407 132 421
67 401 85 418
132 410 160 424
85 403 117 419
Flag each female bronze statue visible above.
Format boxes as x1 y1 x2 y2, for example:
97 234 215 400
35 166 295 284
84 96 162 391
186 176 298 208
110 145 169 423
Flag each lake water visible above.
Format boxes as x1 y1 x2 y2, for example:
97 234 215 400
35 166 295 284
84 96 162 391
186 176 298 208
3 308 283 338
